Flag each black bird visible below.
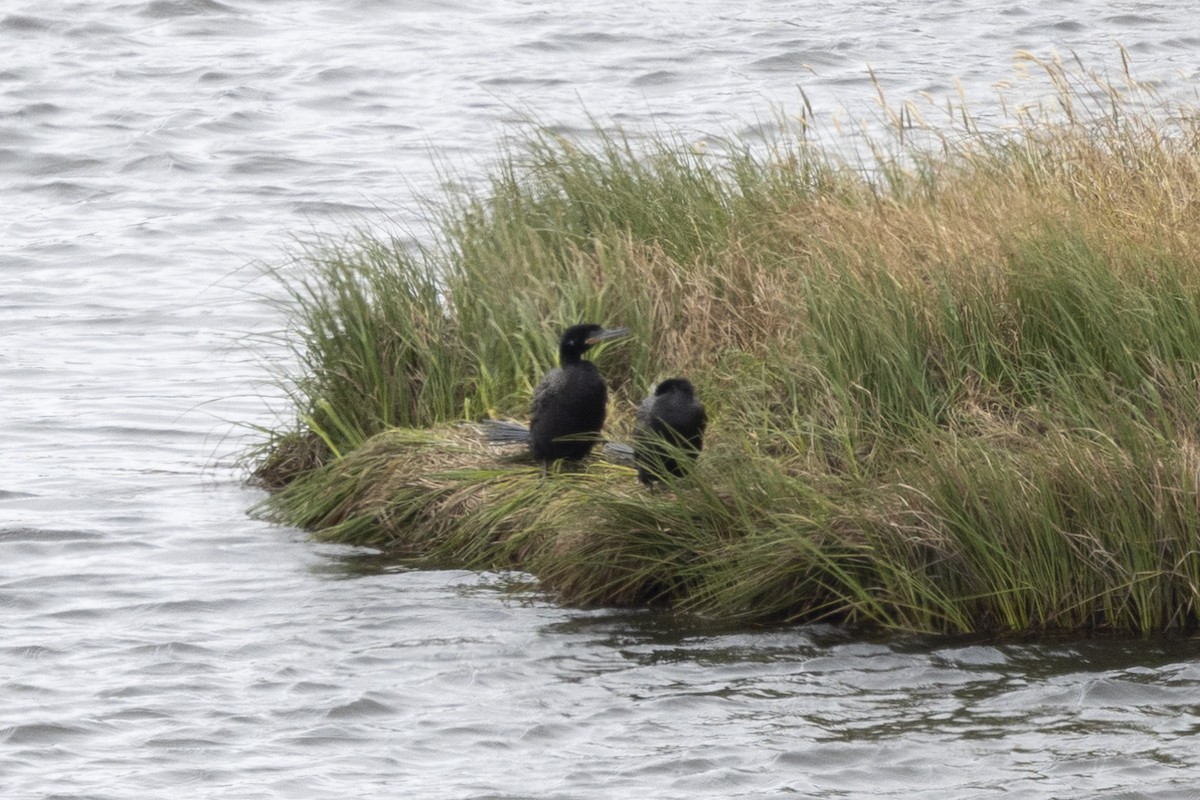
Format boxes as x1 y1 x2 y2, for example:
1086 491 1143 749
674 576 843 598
633 378 707 485
529 323 627 465
484 323 628 468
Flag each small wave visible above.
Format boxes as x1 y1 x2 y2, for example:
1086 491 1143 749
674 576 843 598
16 179 105 203
0 14 54 32
18 152 106 177
137 0 237 19
64 20 124 37
288 199 379 216
478 74 571 89
513 38 569 54
195 109 269 134
124 640 217 658
0 644 64 659
119 152 202 175
753 48 843 72
546 30 634 49
142 735 222 750
1 722 93 745
227 155 315 176
2 101 66 119
0 526 107 542
325 695 398 720
1077 676 1184 707
1039 19 1089 33
1103 13 1162 26
309 65 380 85
630 69 681 89
102 707 173 722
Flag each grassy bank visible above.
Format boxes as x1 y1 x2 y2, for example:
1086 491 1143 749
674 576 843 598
248 54 1200 634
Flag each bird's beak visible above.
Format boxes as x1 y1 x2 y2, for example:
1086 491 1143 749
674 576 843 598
585 327 630 345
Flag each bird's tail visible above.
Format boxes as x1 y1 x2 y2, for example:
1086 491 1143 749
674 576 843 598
603 440 635 463
480 419 532 444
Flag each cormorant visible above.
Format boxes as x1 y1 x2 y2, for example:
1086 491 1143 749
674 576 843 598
483 323 628 468
633 377 706 485
529 323 627 465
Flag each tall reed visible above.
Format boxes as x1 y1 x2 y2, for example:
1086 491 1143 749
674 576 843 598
249 53 1200 633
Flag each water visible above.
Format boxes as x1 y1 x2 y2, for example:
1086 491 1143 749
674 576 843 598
4 1 1200 797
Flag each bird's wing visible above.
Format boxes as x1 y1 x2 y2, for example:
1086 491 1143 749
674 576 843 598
530 367 564 428
634 394 655 436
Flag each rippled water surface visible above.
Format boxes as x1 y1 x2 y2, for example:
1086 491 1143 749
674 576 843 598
5 1 1200 797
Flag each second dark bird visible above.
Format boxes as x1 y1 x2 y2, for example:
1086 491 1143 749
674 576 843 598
633 377 707 485
528 322 628 466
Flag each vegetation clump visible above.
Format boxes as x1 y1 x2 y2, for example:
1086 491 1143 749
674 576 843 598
248 54 1200 634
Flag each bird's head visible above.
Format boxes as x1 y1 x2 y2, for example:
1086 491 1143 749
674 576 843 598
654 377 696 397
559 323 628 363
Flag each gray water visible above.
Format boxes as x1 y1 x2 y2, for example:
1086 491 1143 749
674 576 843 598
4 1 1200 797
